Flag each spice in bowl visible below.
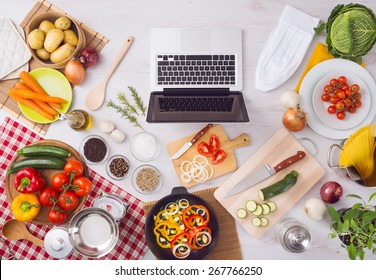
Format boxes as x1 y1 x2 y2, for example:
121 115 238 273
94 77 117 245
106 155 130 180
132 165 161 194
80 135 109 164
130 132 160 162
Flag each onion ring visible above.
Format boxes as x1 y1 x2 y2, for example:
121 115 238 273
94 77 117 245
172 243 191 259
181 173 191 183
164 202 178 216
178 199 190 209
180 161 193 173
196 232 212 247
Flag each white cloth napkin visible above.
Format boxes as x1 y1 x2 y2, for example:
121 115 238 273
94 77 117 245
255 5 320 92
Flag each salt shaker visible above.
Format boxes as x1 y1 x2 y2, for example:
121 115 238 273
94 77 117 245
276 218 311 253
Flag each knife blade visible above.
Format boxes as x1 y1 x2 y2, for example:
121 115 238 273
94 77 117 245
170 124 214 160
224 151 306 198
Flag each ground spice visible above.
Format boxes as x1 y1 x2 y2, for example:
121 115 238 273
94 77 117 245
109 157 129 178
135 167 160 192
83 137 107 162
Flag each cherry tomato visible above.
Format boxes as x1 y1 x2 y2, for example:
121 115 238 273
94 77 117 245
329 96 338 104
324 85 332 93
335 101 345 111
51 172 70 192
338 76 347 84
341 84 349 91
48 208 67 224
349 106 357 113
353 92 362 100
343 98 353 107
209 134 220 153
197 142 212 157
64 160 84 178
212 150 227 164
72 177 92 196
321 93 330 102
337 111 345 120
327 106 336 114
351 84 360 92
38 187 59 207
345 89 353 97
58 190 79 210
330 79 339 86
336 90 346 100
354 100 362 108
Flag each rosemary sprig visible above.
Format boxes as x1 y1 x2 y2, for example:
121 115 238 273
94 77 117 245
117 91 139 116
106 99 143 130
128 86 146 115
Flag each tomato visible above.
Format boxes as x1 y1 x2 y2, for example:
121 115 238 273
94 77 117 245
338 76 347 84
51 172 70 192
349 106 357 113
354 100 362 108
336 90 346 100
351 84 360 92
48 208 67 224
212 150 227 164
321 93 330 102
337 111 345 120
38 187 59 207
64 160 84 178
72 177 92 196
343 98 353 107
353 92 362 100
197 142 212 157
58 190 79 210
341 84 349 91
327 106 336 114
345 89 353 97
329 96 338 104
209 134 220 152
335 101 345 111
330 79 339 86
324 85 331 93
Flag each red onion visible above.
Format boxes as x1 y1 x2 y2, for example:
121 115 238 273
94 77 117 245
320 181 343 204
78 47 99 68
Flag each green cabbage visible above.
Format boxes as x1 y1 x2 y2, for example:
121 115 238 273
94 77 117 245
315 3 376 63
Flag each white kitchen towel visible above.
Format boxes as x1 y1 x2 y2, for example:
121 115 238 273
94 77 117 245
255 5 320 92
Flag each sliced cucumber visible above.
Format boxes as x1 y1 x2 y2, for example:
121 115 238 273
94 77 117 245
260 217 269 227
267 201 277 213
237 208 247 219
252 204 263 216
251 217 262 227
261 203 270 215
246 200 258 212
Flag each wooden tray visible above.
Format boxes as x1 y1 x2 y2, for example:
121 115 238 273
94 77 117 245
5 139 88 225
0 0 109 135
214 128 326 239
166 125 250 188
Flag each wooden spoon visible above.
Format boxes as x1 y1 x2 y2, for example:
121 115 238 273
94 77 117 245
2 219 44 248
85 36 134 111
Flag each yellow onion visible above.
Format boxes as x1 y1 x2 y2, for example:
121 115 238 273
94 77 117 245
64 60 86 85
282 108 307 132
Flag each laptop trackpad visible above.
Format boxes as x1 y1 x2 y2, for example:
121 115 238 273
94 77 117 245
181 29 211 51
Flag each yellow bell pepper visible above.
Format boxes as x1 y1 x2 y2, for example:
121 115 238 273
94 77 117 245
11 193 40 222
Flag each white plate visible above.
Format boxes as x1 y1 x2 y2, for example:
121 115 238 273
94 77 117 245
300 59 376 139
312 72 371 130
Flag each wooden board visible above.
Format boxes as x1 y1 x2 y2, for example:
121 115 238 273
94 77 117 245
5 139 88 225
0 0 109 135
214 128 325 239
166 125 250 188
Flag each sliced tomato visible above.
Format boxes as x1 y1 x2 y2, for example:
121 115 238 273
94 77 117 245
209 134 220 153
212 149 227 164
197 142 212 157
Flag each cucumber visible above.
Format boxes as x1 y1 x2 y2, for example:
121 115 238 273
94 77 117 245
7 156 66 174
251 217 262 227
259 170 299 201
237 208 247 219
260 217 269 227
246 200 258 212
17 145 71 158
267 201 277 213
252 204 263 216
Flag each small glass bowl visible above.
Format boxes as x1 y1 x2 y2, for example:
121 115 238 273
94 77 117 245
132 164 162 194
79 135 109 165
130 132 160 162
106 155 131 181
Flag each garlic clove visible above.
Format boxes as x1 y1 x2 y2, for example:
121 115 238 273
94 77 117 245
99 119 116 134
109 128 126 143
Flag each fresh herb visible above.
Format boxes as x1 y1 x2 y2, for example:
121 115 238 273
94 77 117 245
117 91 139 116
128 86 146 115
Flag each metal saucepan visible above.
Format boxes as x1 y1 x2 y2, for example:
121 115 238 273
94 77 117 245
144 186 220 260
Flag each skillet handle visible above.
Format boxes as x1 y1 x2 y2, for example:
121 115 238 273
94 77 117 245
171 186 188 195
327 144 342 169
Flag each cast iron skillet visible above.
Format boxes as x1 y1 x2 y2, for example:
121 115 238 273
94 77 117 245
145 186 220 260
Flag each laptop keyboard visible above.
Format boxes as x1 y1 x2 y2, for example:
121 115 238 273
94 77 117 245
157 54 236 86
158 96 234 112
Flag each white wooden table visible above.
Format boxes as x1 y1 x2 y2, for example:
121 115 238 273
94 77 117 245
1 0 376 260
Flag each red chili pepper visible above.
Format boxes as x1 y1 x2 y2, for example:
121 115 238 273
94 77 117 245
14 168 46 194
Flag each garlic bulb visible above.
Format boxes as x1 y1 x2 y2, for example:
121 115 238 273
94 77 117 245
280 90 300 109
99 119 116 134
304 198 327 221
109 128 126 143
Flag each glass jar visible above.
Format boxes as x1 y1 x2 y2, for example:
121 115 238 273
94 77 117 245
276 218 311 253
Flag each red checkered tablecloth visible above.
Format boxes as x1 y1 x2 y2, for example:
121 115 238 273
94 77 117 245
0 117 148 260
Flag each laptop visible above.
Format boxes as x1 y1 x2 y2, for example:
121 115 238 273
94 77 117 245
146 28 249 123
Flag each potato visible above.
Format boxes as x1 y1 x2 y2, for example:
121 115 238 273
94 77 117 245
27 29 45 49
63 30 78 46
50 43 75 63
39 20 55 34
36 48 50 60
44 29 64 52
55 16 71 30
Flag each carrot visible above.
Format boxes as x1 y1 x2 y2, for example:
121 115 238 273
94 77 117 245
15 82 58 116
8 90 54 120
9 88 67 104
19 71 61 109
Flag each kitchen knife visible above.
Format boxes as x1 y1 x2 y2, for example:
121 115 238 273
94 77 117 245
170 124 214 160
224 151 306 198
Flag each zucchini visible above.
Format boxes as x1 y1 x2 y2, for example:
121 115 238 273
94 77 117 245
259 170 299 201
251 217 262 227
17 145 71 158
7 156 66 174
252 204 263 216
237 208 247 219
267 201 277 213
246 200 258 212
261 203 270 215
260 217 269 227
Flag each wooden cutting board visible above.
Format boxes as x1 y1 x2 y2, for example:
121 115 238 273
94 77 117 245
214 128 325 239
167 125 250 188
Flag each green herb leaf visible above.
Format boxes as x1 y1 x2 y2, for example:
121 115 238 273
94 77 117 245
343 208 359 220
347 194 363 201
117 91 139 116
106 99 144 130
128 86 146 115
347 243 356 260
328 206 341 222
362 211 376 226
314 23 326 35
368 192 376 203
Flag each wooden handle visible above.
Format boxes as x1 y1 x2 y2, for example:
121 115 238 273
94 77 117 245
273 151 306 173
221 133 250 150
103 36 134 83
190 124 214 144
27 233 44 248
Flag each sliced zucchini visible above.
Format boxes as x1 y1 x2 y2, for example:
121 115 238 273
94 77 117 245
252 204 263 216
251 217 262 227
260 217 269 227
261 203 270 215
267 201 277 213
246 200 258 212
237 208 247 219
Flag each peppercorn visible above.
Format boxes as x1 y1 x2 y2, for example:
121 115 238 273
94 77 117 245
83 137 107 163
109 157 129 178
